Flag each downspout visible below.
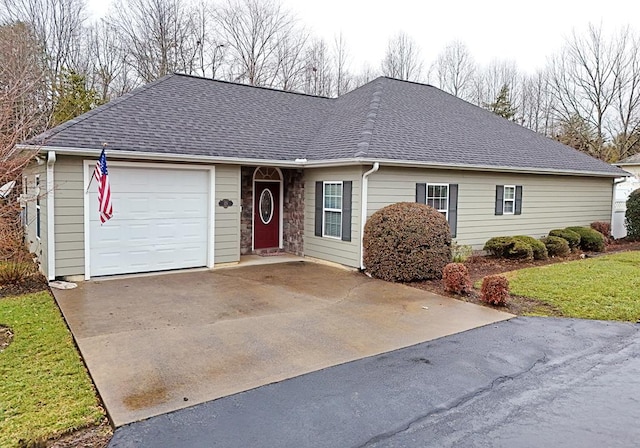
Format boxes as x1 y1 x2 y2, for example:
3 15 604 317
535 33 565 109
360 162 380 270
46 151 56 280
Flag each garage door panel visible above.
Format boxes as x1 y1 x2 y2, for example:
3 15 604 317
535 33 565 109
89 166 210 277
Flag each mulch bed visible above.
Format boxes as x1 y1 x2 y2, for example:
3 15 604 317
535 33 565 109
411 239 640 316
47 420 112 448
0 272 50 299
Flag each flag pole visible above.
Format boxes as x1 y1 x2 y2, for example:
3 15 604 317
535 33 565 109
86 143 108 193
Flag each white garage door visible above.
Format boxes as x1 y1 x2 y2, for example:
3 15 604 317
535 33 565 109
89 165 210 277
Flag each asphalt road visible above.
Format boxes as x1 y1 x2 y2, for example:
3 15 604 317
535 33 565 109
109 317 640 448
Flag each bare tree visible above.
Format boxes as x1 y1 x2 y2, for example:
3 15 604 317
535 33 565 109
87 19 134 101
475 60 520 109
303 38 333 96
333 32 351 96
548 24 622 160
430 40 475 99
381 32 422 81
109 0 200 83
518 70 556 136
1 0 86 78
273 27 308 91
0 21 43 261
612 29 640 160
1 0 87 120
215 0 297 87
352 63 379 90
189 1 227 79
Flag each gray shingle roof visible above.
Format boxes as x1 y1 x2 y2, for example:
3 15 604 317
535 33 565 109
617 153 640 165
29 74 626 176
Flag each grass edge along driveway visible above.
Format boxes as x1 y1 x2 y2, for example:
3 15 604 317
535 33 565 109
0 291 105 447
505 251 640 322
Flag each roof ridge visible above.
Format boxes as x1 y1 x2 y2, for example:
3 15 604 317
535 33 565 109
30 74 177 145
354 78 385 158
173 73 335 100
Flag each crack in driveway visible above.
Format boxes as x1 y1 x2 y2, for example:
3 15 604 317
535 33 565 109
356 352 549 448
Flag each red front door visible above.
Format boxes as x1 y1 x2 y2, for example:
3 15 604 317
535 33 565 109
254 182 280 249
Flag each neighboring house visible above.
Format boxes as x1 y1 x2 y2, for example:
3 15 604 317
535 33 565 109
613 154 640 238
20 74 627 281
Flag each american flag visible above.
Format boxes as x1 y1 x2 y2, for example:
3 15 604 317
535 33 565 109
94 148 113 223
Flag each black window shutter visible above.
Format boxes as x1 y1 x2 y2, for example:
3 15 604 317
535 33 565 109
448 184 458 238
515 185 523 215
315 181 323 236
416 183 426 203
495 185 504 215
341 181 352 241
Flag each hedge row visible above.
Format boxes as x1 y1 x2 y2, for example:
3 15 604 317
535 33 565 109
484 225 606 260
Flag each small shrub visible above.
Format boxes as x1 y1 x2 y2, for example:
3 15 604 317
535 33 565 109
480 275 509 306
512 235 548 260
590 221 611 238
507 239 534 260
442 262 472 295
483 237 514 258
540 236 571 257
566 226 605 252
451 242 473 263
363 202 452 282
0 261 36 285
549 228 581 250
483 235 548 260
626 189 640 241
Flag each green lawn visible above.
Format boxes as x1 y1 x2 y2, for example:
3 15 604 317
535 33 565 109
505 251 640 321
0 291 105 447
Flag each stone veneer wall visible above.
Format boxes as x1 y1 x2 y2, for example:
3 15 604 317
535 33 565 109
240 166 254 255
282 168 304 255
240 166 305 255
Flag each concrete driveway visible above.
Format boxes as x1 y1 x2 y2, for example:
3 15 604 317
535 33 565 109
52 261 511 426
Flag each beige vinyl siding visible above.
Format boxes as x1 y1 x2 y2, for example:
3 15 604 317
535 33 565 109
304 166 362 267
214 164 241 264
367 166 614 248
621 165 640 178
23 162 48 277
54 156 85 277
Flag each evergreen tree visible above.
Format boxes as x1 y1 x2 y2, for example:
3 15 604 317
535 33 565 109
52 70 102 126
484 83 517 120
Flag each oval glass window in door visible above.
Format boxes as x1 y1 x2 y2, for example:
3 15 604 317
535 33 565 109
259 189 274 224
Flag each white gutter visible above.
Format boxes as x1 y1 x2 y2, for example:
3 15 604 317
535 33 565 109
46 151 56 280
360 162 380 270
19 144 627 178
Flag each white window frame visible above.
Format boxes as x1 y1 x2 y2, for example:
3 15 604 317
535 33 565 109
35 174 41 240
323 181 343 239
503 185 516 215
426 183 449 219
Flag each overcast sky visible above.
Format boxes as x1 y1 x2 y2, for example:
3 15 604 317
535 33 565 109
88 0 638 74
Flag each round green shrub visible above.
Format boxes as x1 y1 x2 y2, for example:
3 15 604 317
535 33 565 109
540 236 571 257
483 237 516 258
483 235 548 260
363 202 452 282
565 226 605 252
549 228 581 250
626 189 640 241
513 235 548 260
